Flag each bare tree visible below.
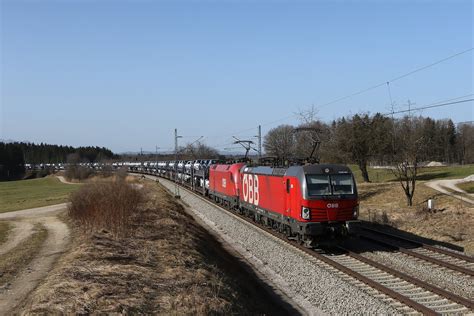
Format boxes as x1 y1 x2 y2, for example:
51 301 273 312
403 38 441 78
294 106 331 162
391 117 424 206
294 122 328 162
183 142 219 159
295 105 319 125
263 125 295 161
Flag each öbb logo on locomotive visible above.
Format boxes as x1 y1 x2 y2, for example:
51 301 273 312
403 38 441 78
242 173 260 206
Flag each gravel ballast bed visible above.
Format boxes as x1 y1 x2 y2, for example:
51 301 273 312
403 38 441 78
362 249 474 300
158 178 399 315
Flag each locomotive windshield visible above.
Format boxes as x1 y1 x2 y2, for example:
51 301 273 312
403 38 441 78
306 174 354 196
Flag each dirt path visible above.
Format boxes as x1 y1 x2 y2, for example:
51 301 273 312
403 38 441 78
0 221 34 256
56 175 81 185
425 176 474 205
0 204 70 313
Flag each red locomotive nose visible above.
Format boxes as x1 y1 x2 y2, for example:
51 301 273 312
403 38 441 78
326 202 339 221
302 199 356 222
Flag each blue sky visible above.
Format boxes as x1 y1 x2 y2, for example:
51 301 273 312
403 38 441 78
1 0 472 153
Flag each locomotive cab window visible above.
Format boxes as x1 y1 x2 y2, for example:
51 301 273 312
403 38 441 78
306 175 330 196
306 174 354 196
331 174 354 195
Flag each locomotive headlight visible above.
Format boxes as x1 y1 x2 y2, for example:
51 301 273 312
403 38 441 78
301 207 311 220
353 205 359 218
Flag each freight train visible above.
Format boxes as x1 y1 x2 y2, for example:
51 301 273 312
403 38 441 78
128 159 359 247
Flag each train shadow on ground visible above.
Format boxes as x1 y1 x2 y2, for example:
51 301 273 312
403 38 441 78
334 220 465 255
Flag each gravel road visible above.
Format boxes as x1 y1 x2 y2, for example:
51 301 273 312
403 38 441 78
152 176 400 315
426 176 474 205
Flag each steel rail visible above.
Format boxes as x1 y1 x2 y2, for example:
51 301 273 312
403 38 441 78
137 173 457 315
135 171 474 313
337 246 474 311
361 226 474 263
357 234 474 276
173 181 439 315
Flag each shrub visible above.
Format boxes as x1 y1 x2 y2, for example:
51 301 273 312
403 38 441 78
65 165 93 181
68 179 144 237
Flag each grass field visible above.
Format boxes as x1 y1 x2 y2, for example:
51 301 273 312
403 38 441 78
458 181 474 194
0 177 82 213
350 164 474 183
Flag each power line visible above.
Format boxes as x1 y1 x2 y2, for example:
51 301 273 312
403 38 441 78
388 48 473 83
316 48 473 110
426 93 474 105
386 98 473 115
207 48 473 146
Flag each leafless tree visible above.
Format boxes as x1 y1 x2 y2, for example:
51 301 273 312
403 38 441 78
263 125 295 161
295 105 319 125
183 142 219 159
294 122 328 162
294 106 331 162
391 117 424 206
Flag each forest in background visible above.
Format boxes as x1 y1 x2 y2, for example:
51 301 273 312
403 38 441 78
0 142 117 180
1 114 473 182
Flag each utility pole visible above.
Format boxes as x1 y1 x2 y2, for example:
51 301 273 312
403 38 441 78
258 125 262 160
155 146 160 173
174 128 182 198
387 81 396 158
407 99 415 118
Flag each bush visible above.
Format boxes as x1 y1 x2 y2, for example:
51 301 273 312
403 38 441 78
68 179 144 237
65 165 93 181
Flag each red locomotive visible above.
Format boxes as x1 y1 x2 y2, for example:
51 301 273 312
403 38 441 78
132 158 359 246
209 162 359 246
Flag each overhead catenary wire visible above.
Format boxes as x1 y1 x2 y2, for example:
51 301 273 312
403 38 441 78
385 98 473 115
207 48 473 148
315 47 473 111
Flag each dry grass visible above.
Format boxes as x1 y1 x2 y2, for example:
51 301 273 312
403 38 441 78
0 221 12 245
22 179 285 315
358 181 474 254
64 166 94 181
0 223 48 287
68 178 144 238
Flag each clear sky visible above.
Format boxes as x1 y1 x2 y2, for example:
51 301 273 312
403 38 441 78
1 0 473 153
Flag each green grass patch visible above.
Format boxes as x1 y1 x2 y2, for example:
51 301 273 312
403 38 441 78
0 221 12 245
0 177 82 213
416 165 474 181
349 165 395 183
349 164 474 183
0 223 48 286
458 181 474 194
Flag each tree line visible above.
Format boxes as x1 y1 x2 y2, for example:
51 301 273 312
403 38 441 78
0 142 117 180
263 114 473 205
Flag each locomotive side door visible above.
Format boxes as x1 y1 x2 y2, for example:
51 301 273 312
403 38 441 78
284 177 291 216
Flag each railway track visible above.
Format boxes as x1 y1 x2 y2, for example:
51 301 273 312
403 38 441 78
358 227 474 277
134 173 474 315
